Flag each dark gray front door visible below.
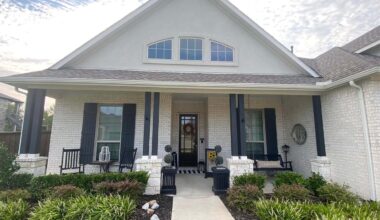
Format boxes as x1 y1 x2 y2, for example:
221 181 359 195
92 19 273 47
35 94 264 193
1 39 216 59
179 114 198 167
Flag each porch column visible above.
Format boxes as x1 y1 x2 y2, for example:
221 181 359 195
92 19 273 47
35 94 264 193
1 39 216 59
311 95 331 180
237 94 246 157
143 92 151 157
151 92 160 156
135 92 162 195
16 89 47 176
229 94 239 157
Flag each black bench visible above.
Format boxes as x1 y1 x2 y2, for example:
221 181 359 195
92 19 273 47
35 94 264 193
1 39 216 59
253 154 292 171
119 148 137 173
60 148 85 175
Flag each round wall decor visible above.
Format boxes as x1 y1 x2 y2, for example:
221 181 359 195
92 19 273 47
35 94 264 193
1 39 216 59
291 124 307 145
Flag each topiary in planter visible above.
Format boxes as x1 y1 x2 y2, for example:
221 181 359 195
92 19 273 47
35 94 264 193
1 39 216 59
215 156 223 166
164 154 173 164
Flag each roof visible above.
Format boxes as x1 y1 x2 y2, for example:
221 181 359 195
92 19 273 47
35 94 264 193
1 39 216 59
300 47 380 81
49 0 319 78
342 26 380 52
7 69 322 85
0 92 23 103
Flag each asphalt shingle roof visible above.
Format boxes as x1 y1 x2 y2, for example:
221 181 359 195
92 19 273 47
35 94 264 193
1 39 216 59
342 26 380 52
10 69 322 85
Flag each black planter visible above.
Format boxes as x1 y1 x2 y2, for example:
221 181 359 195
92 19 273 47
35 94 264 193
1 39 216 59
212 166 230 195
161 166 177 195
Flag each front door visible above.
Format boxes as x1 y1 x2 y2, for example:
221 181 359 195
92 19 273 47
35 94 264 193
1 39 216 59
179 114 198 167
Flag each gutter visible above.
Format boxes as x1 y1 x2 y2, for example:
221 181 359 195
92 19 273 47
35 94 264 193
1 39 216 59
349 80 377 201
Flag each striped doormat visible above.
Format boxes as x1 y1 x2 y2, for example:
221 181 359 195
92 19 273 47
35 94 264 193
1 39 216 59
177 168 205 174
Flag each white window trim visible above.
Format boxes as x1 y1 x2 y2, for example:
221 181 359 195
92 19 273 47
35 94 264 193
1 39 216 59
143 36 239 67
94 104 123 162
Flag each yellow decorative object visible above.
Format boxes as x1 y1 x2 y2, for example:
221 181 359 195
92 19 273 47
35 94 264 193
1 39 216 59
208 151 217 161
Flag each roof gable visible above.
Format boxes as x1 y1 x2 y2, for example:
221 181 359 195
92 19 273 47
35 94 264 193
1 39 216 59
50 0 318 77
342 26 380 53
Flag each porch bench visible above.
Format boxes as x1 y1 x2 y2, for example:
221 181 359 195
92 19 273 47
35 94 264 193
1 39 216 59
60 148 85 175
253 154 292 171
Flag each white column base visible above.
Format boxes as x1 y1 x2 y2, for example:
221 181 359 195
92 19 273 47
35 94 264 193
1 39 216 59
311 156 331 181
16 154 47 176
135 157 163 195
227 157 254 186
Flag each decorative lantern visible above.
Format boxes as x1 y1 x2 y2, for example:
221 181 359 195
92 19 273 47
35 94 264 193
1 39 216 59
282 145 290 162
99 146 111 162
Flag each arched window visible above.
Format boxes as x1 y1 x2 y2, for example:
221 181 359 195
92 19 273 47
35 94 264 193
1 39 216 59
148 40 172 59
211 41 233 62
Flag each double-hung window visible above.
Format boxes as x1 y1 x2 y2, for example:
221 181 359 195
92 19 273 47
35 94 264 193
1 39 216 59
245 110 265 158
96 105 123 161
148 40 172 59
180 38 203 60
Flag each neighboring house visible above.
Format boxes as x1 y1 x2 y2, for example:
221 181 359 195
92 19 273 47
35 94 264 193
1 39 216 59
1 0 380 200
0 93 23 132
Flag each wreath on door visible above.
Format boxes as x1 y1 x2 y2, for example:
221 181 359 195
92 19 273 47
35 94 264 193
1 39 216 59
183 123 194 135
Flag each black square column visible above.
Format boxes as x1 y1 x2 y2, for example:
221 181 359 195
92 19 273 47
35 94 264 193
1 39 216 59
312 96 326 157
237 94 246 157
151 93 160 156
230 94 239 157
143 92 152 156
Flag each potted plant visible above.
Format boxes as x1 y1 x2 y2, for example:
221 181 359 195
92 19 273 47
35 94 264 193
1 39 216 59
161 145 177 195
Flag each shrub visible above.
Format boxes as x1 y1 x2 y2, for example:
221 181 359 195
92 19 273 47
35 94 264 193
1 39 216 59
273 184 311 201
0 189 31 202
93 180 144 199
255 199 306 220
30 195 136 220
48 184 86 200
66 195 136 220
2 173 33 190
29 199 67 220
317 183 359 204
30 171 149 199
304 172 326 196
226 185 263 212
0 199 29 220
274 171 305 187
0 144 19 189
233 173 266 190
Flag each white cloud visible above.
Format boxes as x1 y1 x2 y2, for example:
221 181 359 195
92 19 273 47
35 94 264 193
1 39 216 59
0 0 379 74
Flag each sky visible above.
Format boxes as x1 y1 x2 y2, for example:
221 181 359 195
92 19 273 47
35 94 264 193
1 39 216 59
0 0 379 81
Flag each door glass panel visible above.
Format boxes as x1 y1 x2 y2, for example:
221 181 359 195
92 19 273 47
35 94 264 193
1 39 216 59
179 115 198 167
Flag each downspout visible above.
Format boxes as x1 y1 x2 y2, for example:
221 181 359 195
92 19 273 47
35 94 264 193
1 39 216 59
349 80 377 200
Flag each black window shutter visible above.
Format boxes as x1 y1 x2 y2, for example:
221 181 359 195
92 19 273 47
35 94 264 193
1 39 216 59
120 104 137 164
80 103 97 164
264 108 279 156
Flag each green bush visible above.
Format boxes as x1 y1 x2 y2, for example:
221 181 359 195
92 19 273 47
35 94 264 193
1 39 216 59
30 195 136 220
0 199 29 220
273 184 311 201
255 199 306 220
274 171 305 187
317 183 360 204
93 180 144 199
30 171 149 199
0 189 31 202
233 173 266 190
226 185 263 212
2 173 33 190
29 199 67 220
0 144 20 189
48 185 86 200
304 172 326 196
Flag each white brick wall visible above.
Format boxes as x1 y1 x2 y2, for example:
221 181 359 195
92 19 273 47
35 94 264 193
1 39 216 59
363 77 380 199
47 91 171 174
322 83 371 199
207 95 231 165
282 96 317 177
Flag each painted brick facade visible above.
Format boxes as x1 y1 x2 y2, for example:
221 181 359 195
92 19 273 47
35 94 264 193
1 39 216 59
322 83 371 199
47 91 171 174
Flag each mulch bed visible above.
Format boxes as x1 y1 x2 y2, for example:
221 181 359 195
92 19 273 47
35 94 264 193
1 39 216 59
219 194 258 220
132 195 173 220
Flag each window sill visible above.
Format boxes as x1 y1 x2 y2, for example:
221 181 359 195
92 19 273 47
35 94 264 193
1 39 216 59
143 59 239 67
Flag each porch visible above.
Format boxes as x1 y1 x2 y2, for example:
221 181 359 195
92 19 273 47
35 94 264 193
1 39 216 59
16 89 329 194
